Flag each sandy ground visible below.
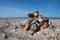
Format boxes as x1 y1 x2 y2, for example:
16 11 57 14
0 19 60 40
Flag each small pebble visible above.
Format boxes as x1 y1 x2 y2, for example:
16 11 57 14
56 29 59 31
52 33 54 36
15 26 18 29
2 34 5 37
29 35 32 37
37 32 39 34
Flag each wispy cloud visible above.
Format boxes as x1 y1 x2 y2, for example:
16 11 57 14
0 6 36 17
0 7 28 17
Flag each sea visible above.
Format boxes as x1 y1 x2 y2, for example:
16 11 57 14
0 17 60 20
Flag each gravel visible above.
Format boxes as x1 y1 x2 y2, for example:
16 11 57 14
0 19 60 40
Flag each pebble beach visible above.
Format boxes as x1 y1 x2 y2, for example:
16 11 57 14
0 19 60 40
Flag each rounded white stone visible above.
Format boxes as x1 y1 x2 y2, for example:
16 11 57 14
52 33 54 36
29 35 32 37
37 32 39 34
2 34 5 37
56 29 59 31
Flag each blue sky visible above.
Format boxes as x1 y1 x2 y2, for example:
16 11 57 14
0 0 60 18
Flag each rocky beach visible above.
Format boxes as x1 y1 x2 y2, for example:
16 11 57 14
0 19 60 40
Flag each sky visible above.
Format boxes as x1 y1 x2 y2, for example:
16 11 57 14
0 0 60 18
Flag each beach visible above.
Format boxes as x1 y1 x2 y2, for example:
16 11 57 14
0 19 60 40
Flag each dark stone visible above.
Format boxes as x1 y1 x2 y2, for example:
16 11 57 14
2 34 8 39
15 26 18 29
0 27 4 32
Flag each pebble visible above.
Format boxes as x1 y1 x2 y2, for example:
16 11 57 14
51 33 54 36
2 34 5 37
56 29 59 31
